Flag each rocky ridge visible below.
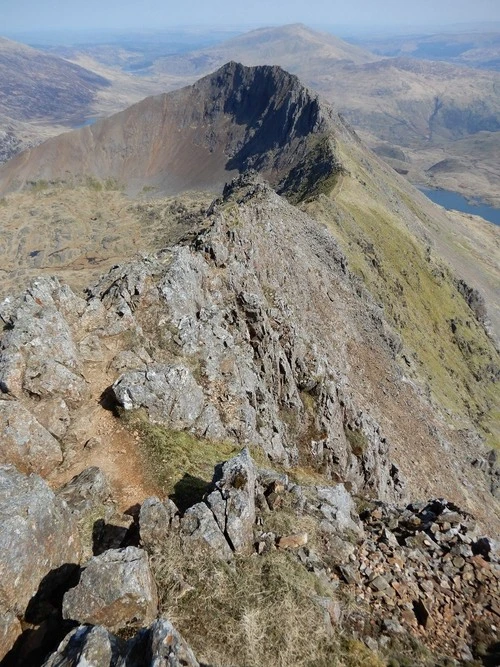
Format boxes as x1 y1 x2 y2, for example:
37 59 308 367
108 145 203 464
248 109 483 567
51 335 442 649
0 173 499 665
0 63 499 665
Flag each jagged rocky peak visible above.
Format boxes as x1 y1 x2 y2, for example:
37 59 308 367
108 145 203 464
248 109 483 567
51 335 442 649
0 62 343 198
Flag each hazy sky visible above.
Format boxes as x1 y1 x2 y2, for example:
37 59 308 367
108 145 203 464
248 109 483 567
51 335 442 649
2 0 500 32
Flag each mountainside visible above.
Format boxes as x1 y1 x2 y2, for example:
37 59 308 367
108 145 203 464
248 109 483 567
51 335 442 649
135 24 500 203
142 24 500 149
0 37 111 162
0 37 172 164
149 23 376 76
0 37 111 124
0 63 499 666
0 62 342 197
349 30 500 71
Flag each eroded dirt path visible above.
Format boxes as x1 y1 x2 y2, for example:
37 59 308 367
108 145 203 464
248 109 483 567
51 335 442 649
47 338 159 512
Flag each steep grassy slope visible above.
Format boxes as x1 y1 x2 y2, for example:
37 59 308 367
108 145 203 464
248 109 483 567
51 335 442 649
304 140 500 449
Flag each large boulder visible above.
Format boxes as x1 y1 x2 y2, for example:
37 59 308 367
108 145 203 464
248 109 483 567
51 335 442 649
62 547 158 632
206 447 257 554
180 448 257 559
112 364 205 428
0 465 80 617
0 400 63 475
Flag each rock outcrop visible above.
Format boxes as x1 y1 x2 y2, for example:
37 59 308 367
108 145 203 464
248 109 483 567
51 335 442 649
62 547 158 631
0 465 80 617
0 464 80 659
42 619 199 667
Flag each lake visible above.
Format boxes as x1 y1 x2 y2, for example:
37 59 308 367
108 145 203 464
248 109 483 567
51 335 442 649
75 118 98 129
420 188 500 226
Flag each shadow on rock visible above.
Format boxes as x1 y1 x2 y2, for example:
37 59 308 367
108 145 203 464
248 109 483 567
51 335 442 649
3 564 80 667
172 473 211 513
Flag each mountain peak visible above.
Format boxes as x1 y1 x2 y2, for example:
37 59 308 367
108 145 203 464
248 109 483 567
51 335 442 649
0 62 343 199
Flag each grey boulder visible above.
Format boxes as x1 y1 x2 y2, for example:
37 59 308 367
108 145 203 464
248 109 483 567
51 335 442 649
112 364 205 429
206 447 257 554
42 625 125 667
62 547 158 631
0 400 63 475
0 465 80 617
42 619 199 667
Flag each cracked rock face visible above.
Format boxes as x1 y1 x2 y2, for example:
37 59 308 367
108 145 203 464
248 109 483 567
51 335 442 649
62 547 158 632
0 465 80 624
206 448 257 554
179 448 257 559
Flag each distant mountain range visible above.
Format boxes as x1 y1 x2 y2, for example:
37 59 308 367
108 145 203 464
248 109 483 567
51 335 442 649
1 24 500 202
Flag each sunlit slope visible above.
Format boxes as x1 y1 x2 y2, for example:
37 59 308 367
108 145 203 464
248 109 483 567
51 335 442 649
304 138 500 448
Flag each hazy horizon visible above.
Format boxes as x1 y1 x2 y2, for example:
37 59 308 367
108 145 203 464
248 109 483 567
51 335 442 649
2 0 500 33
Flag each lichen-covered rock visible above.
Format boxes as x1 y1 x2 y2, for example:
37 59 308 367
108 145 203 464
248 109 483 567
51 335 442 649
0 465 80 616
0 609 22 662
0 400 63 475
62 547 158 631
206 448 257 554
42 625 125 667
181 502 233 561
57 467 112 517
139 497 180 552
112 364 205 428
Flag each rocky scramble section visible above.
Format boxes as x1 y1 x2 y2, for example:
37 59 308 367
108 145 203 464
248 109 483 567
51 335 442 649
2 447 499 665
0 63 499 665
0 174 499 665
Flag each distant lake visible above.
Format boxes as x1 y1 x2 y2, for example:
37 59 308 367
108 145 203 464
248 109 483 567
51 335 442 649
420 188 500 227
75 118 98 129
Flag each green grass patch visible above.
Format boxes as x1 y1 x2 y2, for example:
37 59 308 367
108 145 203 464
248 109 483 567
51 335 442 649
120 409 268 509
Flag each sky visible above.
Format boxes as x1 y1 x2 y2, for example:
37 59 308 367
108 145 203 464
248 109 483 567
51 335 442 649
2 0 500 33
